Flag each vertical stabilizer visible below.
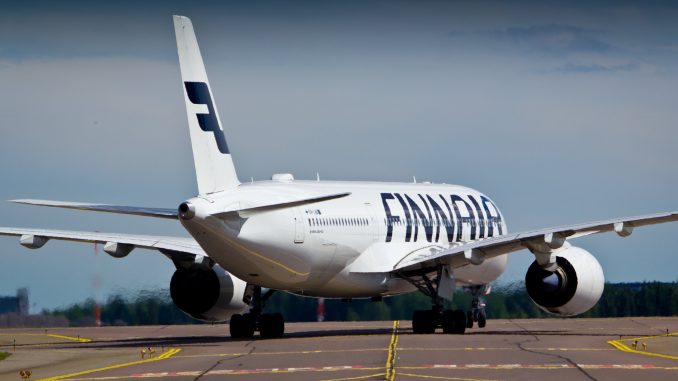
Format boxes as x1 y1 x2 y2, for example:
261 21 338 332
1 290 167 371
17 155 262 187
174 15 239 194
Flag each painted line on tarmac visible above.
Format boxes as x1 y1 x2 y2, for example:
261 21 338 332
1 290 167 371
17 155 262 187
175 346 611 359
45 334 92 343
60 363 678 380
608 331 677 361
385 320 400 381
0 332 92 348
399 347 612 352
35 348 181 381
76 366 385 379
398 364 678 370
177 347 387 358
318 372 388 381
398 373 496 381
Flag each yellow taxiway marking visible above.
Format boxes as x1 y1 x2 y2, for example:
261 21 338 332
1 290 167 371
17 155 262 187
319 373 388 381
385 320 400 381
36 348 181 381
608 331 678 361
0 332 92 348
398 373 496 381
45 334 92 343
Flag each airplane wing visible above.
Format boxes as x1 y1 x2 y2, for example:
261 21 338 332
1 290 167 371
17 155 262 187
389 210 678 274
0 227 205 265
11 199 178 219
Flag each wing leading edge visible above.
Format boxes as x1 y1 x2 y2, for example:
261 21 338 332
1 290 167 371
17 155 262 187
0 227 205 264
379 210 678 274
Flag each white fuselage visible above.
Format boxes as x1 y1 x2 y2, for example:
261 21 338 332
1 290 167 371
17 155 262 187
181 180 508 298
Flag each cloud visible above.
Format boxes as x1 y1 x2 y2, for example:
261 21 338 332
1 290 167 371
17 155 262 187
492 24 611 55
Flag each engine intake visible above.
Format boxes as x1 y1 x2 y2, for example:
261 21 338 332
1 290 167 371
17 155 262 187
525 246 604 316
170 264 247 321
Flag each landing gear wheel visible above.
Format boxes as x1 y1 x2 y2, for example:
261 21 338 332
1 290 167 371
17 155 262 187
466 311 474 329
229 314 243 338
260 314 274 338
412 310 436 334
240 313 256 338
442 310 454 333
477 309 487 328
442 310 467 334
260 313 285 338
271 313 285 337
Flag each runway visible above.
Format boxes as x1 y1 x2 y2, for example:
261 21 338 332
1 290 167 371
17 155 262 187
1 317 676 381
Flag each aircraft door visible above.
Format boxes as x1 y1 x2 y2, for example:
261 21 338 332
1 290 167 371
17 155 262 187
364 202 379 242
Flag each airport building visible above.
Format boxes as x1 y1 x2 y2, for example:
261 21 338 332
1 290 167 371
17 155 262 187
0 287 29 315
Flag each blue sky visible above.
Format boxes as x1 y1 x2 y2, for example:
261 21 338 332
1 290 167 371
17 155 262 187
1 0 677 311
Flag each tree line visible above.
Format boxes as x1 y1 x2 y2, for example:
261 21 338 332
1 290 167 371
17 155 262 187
43 282 678 326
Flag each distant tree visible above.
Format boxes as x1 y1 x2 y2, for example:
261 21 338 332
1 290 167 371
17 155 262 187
44 282 678 326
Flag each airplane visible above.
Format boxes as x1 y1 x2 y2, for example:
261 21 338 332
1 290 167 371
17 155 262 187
2 15 677 338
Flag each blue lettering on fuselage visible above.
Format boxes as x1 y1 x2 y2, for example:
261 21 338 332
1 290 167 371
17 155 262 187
380 192 504 243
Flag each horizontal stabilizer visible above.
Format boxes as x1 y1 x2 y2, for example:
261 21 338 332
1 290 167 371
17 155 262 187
11 199 178 219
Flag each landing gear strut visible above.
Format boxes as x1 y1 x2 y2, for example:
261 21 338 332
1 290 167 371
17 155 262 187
466 285 487 329
229 285 285 339
400 268 467 334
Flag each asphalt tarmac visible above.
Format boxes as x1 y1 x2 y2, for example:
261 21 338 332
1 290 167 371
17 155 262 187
0 317 676 381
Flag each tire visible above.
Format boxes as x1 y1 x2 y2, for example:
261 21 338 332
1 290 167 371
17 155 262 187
412 310 425 334
442 310 455 334
260 313 274 338
229 314 243 338
272 313 285 337
452 310 466 334
412 310 436 334
421 310 436 333
477 309 487 328
466 311 474 329
240 313 255 338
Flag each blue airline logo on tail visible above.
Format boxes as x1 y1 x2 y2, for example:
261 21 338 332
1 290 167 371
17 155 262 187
184 81 230 154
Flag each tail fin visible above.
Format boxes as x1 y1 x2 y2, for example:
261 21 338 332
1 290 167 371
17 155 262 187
174 15 239 194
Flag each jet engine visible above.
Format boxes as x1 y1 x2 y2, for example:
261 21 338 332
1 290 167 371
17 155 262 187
170 264 248 321
525 246 604 316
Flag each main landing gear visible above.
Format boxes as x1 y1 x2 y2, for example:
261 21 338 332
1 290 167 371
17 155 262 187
401 268 489 334
229 285 285 339
412 305 467 334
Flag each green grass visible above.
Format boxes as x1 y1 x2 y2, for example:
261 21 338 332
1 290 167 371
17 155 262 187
0 352 10 361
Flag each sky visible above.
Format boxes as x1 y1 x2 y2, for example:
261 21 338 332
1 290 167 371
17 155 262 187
1 0 677 312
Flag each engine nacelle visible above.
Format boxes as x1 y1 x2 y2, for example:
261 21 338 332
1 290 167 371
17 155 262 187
170 264 248 321
525 246 604 316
